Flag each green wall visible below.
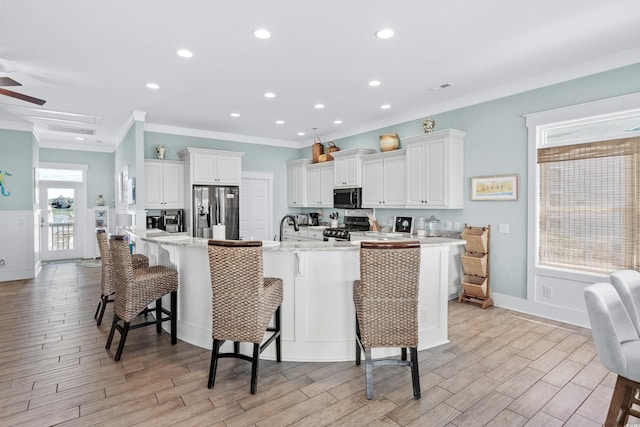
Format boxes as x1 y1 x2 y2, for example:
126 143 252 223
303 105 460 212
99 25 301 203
0 129 35 210
328 62 640 299
144 131 301 226
39 148 115 208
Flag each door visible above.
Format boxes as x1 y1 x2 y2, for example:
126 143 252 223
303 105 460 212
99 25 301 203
39 164 87 261
40 183 84 260
240 173 273 241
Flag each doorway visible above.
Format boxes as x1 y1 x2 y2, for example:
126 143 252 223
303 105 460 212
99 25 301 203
39 164 87 261
240 172 273 241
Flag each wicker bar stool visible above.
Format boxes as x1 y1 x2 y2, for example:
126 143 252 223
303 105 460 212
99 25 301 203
207 239 283 394
584 282 640 426
105 235 178 361
354 240 421 400
94 229 149 326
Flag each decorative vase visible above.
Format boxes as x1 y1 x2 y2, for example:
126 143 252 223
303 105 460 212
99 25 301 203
422 117 435 133
155 144 167 160
95 194 105 206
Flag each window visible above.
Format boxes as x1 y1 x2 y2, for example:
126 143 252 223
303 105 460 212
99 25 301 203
537 137 639 273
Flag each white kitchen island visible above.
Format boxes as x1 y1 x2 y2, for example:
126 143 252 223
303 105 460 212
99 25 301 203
132 230 465 362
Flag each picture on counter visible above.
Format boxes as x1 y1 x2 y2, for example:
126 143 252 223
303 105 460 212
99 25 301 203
393 216 415 234
471 174 518 201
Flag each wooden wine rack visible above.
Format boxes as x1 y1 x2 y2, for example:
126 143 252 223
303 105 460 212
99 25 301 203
458 224 493 309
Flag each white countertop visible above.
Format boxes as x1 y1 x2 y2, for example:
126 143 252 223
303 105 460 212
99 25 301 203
131 229 465 251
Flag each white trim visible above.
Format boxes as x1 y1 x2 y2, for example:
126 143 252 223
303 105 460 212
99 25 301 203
492 292 590 328
144 122 302 149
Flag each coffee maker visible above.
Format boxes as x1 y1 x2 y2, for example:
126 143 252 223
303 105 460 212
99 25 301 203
309 212 320 226
161 209 184 233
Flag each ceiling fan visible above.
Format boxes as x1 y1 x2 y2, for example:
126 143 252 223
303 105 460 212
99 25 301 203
0 76 46 105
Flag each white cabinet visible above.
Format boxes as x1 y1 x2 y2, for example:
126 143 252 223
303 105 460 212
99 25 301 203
331 148 376 188
306 162 334 207
144 160 185 209
179 147 244 186
287 159 310 207
362 150 406 208
404 129 465 209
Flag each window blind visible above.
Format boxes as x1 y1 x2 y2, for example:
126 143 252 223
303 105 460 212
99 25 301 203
537 137 640 273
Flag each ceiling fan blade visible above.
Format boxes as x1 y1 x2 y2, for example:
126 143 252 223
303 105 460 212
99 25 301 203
0 77 21 87
0 88 46 105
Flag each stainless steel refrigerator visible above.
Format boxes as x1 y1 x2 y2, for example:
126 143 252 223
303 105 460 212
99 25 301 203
192 185 239 239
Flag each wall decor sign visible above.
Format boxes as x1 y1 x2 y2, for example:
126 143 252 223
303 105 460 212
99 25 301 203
470 174 519 201
0 169 12 196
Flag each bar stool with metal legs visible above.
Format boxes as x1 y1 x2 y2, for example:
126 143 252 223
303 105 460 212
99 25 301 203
207 239 283 394
354 240 422 400
584 282 640 426
105 235 178 361
94 229 149 326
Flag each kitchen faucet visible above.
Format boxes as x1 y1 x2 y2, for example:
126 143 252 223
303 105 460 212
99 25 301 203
279 215 299 241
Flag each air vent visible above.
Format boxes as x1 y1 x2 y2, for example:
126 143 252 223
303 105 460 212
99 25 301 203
47 124 96 135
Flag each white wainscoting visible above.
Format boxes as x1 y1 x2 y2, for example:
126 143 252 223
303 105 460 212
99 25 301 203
0 210 41 282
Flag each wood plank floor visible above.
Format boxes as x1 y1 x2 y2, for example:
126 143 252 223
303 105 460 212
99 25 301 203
0 260 634 426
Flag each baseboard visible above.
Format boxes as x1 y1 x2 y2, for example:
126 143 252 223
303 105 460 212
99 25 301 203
492 292 590 328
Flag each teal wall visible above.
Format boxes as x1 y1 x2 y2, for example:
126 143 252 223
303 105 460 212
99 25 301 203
39 148 115 208
326 62 640 298
144 131 300 226
0 129 35 210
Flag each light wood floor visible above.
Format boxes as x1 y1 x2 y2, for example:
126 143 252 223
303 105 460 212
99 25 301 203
0 260 633 426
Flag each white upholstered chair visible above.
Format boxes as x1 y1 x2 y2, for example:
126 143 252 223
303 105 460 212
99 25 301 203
584 282 640 426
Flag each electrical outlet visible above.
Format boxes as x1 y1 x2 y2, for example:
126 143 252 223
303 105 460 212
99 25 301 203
420 309 428 322
498 223 510 233
543 286 552 298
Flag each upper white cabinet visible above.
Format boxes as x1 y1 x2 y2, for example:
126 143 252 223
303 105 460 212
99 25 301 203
404 129 465 209
362 150 406 208
306 162 334 207
331 148 376 188
144 159 185 209
179 147 244 186
287 159 311 207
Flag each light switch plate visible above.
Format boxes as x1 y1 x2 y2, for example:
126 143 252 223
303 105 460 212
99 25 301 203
498 223 510 233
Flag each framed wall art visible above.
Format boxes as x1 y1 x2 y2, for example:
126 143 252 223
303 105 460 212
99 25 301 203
470 175 519 201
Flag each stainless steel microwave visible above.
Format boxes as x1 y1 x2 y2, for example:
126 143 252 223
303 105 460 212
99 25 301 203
333 187 362 209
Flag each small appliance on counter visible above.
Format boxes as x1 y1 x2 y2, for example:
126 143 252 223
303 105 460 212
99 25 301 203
294 214 308 225
161 209 184 233
146 215 161 229
309 212 320 226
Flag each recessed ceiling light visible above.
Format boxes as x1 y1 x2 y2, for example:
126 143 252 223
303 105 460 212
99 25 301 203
297 132 305 136
253 29 271 39
368 80 381 87
375 28 394 39
230 113 240 118
177 49 193 58
314 104 325 109
264 92 276 98
276 120 285 124
334 120 343 124
146 83 159 89
381 104 391 109
75 137 84 141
